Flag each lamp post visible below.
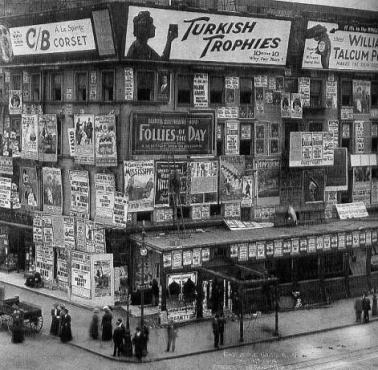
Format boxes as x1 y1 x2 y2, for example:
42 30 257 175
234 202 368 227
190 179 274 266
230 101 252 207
140 221 147 329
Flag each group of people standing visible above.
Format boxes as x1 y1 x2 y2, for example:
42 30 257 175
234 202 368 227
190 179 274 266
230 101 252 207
354 291 377 324
50 303 72 343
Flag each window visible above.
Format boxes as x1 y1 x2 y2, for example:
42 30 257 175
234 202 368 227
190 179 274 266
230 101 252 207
240 78 253 104
284 78 298 93
137 70 154 101
209 76 223 104
216 122 224 156
51 73 62 101
372 81 378 107
310 79 322 108
75 72 87 101
177 74 192 105
240 123 252 155
10 74 21 90
341 80 353 106
30 74 41 101
341 121 352 152
57 115 63 155
102 71 114 101
308 120 323 132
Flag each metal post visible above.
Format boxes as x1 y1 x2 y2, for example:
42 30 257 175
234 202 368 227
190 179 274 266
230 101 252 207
126 292 130 330
140 221 147 329
239 286 244 342
274 283 279 336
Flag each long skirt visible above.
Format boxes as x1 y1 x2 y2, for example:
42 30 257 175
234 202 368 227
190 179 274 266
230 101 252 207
60 325 73 343
102 323 112 341
50 316 60 336
12 325 24 344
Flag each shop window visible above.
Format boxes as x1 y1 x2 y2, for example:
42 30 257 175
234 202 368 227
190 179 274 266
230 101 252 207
10 74 21 90
209 75 223 105
177 74 192 105
341 80 353 106
240 123 252 155
310 79 322 108
75 72 88 101
137 70 154 101
51 73 62 101
371 81 378 108
102 70 114 101
324 252 344 278
240 78 253 104
341 121 352 152
30 74 41 101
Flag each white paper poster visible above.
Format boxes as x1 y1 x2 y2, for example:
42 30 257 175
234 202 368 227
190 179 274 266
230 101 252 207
21 114 39 160
95 173 115 225
69 170 90 215
193 73 208 108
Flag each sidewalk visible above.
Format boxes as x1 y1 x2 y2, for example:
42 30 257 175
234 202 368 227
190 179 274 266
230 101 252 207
1 271 378 363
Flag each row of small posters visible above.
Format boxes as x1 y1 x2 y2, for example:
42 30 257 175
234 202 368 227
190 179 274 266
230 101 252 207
162 229 378 269
68 114 117 166
33 213 106 254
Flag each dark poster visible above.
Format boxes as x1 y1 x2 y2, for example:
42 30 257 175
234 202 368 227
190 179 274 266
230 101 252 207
303 169 325 203
132 112 214 156
219 155 245 203
325 148 348 191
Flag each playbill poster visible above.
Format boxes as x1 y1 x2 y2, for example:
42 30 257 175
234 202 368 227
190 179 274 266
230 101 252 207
95 173 115 225
219 155 245 203
189 160 218 204
69 170 90 215
74 114 95 165
20 166 39 210
21 114 39 160
124 160 155 212
42 167 62 215
94 114 117 167
39 114 57 162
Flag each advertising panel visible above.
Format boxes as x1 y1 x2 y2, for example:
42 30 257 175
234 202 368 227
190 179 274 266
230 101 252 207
74 114 95 165
225 120 240 155
325 148 348 191
189 160 218 204
0 177 11 209
113 192 128 228
131 112 214 156
92 254 114 298
21 114 39 160
124 6 291 65
256 158 280 206
94 115 117 167
219 155 245 203
42 167 62 215
69 170 89 215
95 173 115 225
193 73 208 108
39 114 57 162
9 90 22 115
71 251 91 298
20 166 39 210
302 21 378 71
124 67 134 101
2 116 21 158
353 80 371 114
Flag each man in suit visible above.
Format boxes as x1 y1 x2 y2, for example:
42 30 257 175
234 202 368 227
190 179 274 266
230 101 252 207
112 318 124 356
362 292 371 323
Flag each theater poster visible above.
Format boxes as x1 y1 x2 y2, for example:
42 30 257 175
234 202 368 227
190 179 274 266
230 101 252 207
69 170 90 215
219 155 245 203
189 160 218 204
39 114 57 162
92 254 114 300
353 80 371 114
124 160 154 212
21 114 39 160
9 90 22 115
94 115 117 167
2 116 21 158
42 167 62 215
95 173 115 225
20 166 39 210
74 114 95 165
255 158 280 206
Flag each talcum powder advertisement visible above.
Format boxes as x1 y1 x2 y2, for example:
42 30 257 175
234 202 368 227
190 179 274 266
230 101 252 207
124 6 291 65
302 21 378 71
131 112 214 156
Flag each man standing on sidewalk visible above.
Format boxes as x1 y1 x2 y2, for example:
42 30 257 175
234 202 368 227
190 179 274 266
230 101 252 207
166 319 178 352
362 292 371 323
218 312 226 346
354 295 362 323
212 314 220 349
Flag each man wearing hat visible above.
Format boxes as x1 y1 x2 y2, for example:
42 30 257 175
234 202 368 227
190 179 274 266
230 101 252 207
112 318 124 357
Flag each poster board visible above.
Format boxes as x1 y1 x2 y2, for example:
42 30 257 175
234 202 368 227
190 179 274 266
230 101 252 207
91 253 114 305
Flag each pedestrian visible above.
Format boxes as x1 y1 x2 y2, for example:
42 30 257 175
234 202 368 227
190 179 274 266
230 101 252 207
11 306 24 344
354 296 362 323
112 318 124 357
142 324 149 355
151 279 159 306
218 311 226 346
372 289 377 316
132 327 144 361
166 319 178 352
60 308 73 343
89 308 100 339
123 328 133 357
362 292 371 323
212 314 220 349
50 303 61 336
101 306 113 341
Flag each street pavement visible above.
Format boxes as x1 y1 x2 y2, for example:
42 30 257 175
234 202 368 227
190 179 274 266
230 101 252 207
1 271 378 364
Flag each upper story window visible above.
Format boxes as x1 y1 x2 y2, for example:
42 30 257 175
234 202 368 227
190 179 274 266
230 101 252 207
51 73 62 101
102 71 114 101
76 72 87 101
10 74 21 90
240 78 253 105
177 74 192 105
209 76 223 105
371 81 378 108
136 70 154 101
30 74 41 101
310 79 322 108
341 80 353 106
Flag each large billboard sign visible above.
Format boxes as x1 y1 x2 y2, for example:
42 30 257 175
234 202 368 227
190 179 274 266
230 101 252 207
302 21 378 72
124 6 291 65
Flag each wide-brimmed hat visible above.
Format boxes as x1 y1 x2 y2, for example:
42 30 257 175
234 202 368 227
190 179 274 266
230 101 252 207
93 308 100 314
117 318 123 324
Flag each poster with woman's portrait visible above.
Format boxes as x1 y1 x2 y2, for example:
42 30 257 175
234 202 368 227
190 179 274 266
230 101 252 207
281 92 291 118
39 114 57 162
93 256 113 298
9 90 22 115
20 166 39 210
42 167 62 215
353 80 370 114
21 114 39 160
291 93 303 119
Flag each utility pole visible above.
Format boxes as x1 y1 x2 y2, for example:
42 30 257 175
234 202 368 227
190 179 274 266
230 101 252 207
140 220 147 329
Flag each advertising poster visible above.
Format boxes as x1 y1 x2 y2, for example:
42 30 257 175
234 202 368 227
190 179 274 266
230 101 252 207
189 160 218 204
190 204 210 220
291 93 303 119
201 248 210 262
71 251 91 298
95 173 115 225
183 250 192 266
2 116 21 158
63 216 75 250
281 92 291 118
256 158 280 206
38 114 57 162
124 7 291 65
157 71 170 102
76 219 87 252
240 124 251 140
172 250 182 269
9 90 22 115
303 169 325 203
113 192 128 228
326 81 338 109
94 114 117 167
230 244 239 258
57 248 68 287
353 80 370 114
248 242 257 259
255 122 266 156
0 157 13 175
257 242 266 259
241 175 254 207
219 155 245 203
155 161 189 207
255 87 264 113
20 166 39 210
21 114 39 160
298 77 310 107
74 114 95 165
217 106 239 119
193 73 208 108
124 67 134 101
225 120 240 155
132 112 214 155
163 253 172 268
42 167 62 215
328 120 339 149
85 220 96 253
302 21 378 71
192 248 201 266
223 202 241 219
0 177 11 208
353 167 371 205
67 128 76 156
325 148 348 191
69 170 90 215
124 160 154 212
35 245 54 282
325 190 338 219
354 121 367 153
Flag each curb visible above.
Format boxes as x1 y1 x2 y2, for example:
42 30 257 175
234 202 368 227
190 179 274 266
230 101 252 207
65 317 378 364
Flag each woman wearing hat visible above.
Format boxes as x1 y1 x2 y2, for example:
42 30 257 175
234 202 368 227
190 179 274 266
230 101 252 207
60 308 72 343
11 306 24 343
89 308 100 340
101 306 113 341
50 303 61 336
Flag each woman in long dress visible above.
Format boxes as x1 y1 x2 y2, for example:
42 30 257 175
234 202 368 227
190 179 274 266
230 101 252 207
50 303 61 336
60 308 73 343
11 307 24 344
89 308 100 339
101 306 113 341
